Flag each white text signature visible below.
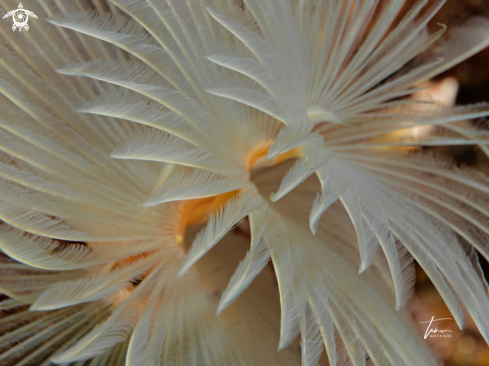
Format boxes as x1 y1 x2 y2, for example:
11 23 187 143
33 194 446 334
419 317 453 339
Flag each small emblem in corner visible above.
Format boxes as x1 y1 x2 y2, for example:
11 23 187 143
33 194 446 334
3 3 38 32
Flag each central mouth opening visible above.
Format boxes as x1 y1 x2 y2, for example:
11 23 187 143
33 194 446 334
176 142 304 246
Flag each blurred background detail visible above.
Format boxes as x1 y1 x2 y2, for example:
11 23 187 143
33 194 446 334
412 267 489 366
412 0 489 365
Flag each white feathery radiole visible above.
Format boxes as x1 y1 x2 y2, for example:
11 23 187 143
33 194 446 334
0 0 489 365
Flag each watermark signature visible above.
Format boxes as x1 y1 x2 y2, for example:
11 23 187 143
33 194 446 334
419 316 454 339
3 3 37 32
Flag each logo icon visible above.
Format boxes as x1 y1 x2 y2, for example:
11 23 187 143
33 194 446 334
3 3 38 32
